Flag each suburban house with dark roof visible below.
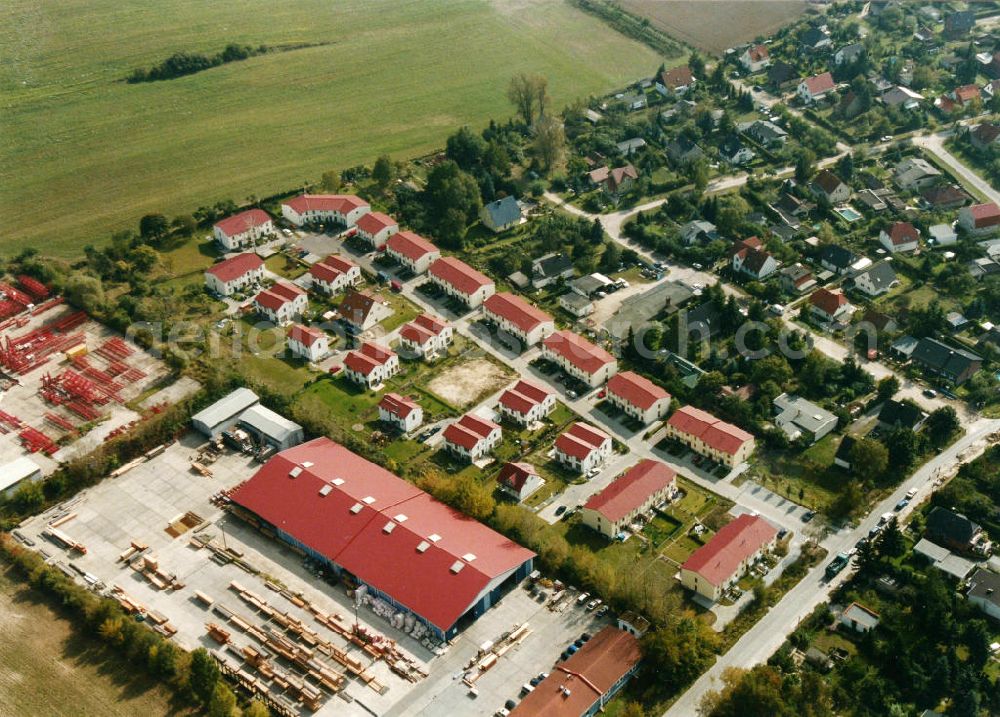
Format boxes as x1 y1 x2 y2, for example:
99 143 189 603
428 256 496 308
665 137 705 166
204 253 264 296
664 405 755 468
959 202 1000 236
542 331 618 387
810 169 850 203
809 287 854 324
355 211 398 248
280 193 369 228
442 413 502 462
339 289 392 333
740 44 771 73
308 254 361 295
509 627 642 717
800 26 832 51
606 371 671 425
343 342 398 388
780 263 817 294
878 398 928 432
745 119 788 146
496 462 544 502
680 513 778 601
531 252 575 288
853 261 899 297
894 157 941 190
970 122 1000 151
879 221 920 253
253 282 308 325
497 379 555 426
944 9 975 39
386 230 440 275
966 568 1000 621
910 337 982 385
819 244 870 276
398 314 452 359
768 61 799 90
228 438 534 641
719 135 755 165
834 434 857 470
922 184 968 210
680 219 719 245
378 393 423 434
655 65 695 95
286 324 329 363
480 195 522 233
555 422 612 474
731 237 778 279
798 71 836 103
925 506 992 557
483 292 555 347
213 208 274 250
580 460 677 538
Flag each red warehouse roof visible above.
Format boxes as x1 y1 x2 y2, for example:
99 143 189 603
682 513 777 587
543 331 616 376
282 194 369 215
214 209 272 238
356 211 398 235
206 253 263 283
555 422 610 461
484 293 553 334
428 257 494 296
379 393 420 419
229 438 534 634
387 231 438 261
287 324 325 347
607 371 670 411
443 413 501 451
584 459 676 523
666 405 753 457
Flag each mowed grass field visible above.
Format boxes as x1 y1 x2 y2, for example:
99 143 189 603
620 0 807 54
0 564 189 717
1 0 661 257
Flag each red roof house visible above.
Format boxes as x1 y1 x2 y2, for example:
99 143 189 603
799 71 836 102
483 292 555 346
229 438 535 639
204 253 264 295
606 371 671 424
809 287 853 322
442 413 502 460
664 405 755 467
542 331 618 387
680 513 778 600
497 379 555 425
555 422 612 473
386 231 440 273
355 211 398 247
658 65 695 92
214 209 273 246
496 462 545 501
959 202 1000 234
428 257 495 307
581 460 677 537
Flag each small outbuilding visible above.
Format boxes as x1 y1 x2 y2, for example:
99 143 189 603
192 388 261 438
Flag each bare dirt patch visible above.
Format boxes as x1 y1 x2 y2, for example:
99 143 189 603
620 0 808 55
427 357 515 409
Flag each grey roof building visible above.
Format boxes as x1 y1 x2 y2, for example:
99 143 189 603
773 393 838 443
911 338 982 385
192 388 261 438
480 195 522 232
531 252 575 288
238 404 304 451
853 262 899 297
966 568 1000 621
616 137 647 156
878 399 927 431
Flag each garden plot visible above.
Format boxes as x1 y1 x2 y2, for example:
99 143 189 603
426 357 515 409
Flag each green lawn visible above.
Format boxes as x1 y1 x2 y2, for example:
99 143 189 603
0 0 661 256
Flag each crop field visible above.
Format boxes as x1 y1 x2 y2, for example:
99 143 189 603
620 0 807 54
1 0 662 257
0 563 187 717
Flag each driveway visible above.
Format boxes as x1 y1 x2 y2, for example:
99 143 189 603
912 131 1000 205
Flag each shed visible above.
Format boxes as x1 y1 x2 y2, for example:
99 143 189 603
191 388 260 438
0 457 43 499
238 404 304 450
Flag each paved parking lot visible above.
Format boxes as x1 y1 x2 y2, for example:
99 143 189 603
15 432 607 717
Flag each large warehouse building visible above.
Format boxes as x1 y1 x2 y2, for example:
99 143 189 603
229 438 536 640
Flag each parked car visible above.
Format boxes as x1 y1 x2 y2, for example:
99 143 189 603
923 389 937 398
894 498 909 511
586 599 601 611
802 510 816 523
906 487 918 500
576 592 590 605
555 505 567 516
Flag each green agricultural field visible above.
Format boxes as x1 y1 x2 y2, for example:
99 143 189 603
1 0 663 257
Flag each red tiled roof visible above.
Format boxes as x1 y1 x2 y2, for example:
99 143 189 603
666 405 753 456
255 282 305 311
379 392 420 419
607 371 670 411
414 313 448 334
953 84 981 104
555 422 610 461
344 341 395 376
309 254 358 284
660 65 694 90
443 413 501 451
498 379 553 416
682 513 777 587
484 292 553 334
543 331 616 376
497 462 540 492
583 459 676 523
229 438 534 633
428 257 494 296
400 314 449 345
287 323 325 347
802 71 835 95
282 194 369 215
809 287 849 315
509 627 641 717
747 44 769 62
356 211 397 235
885 221 919 245
214 208 271 238
339 289 384 327
387 230 438 261
205 253 263 283
968 202 1000 227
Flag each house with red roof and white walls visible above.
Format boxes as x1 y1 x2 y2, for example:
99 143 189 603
378 393 423 434
580 460 677 538
663 405 755 468
554 422 613 475
680 513 778 601
606 371 671 425
959 202 1000 236
442 413 502 462
483 292 555 348
213 209 274 250
398 314 452 359
496 462 545 502
308 255 361 295
280 194 370 228
386 231 441 275
355 211 398 248
253 282 308 325
343 342 399 388
541 331 618 388
204 253 264 296
286 324 329 363
497 379 556 427
427 257 495 308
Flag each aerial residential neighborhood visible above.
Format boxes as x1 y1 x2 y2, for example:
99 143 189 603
5 2 1000 717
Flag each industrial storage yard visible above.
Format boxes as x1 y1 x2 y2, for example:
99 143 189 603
13 428 610 717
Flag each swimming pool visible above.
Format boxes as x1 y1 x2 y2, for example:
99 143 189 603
835 206 863 222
